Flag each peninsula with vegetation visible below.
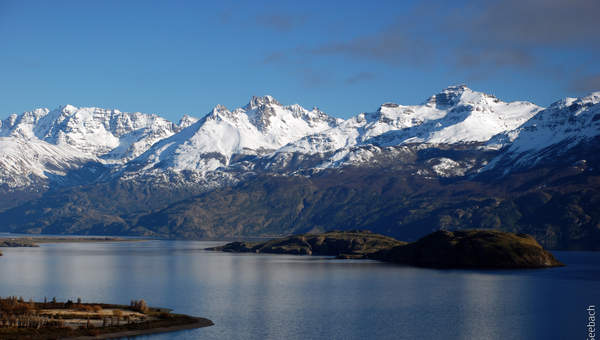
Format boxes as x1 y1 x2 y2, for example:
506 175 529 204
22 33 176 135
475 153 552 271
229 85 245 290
207 229 563 269
0 297 213 340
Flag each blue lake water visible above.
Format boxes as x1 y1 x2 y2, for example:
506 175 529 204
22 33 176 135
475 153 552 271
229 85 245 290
0 240 598 339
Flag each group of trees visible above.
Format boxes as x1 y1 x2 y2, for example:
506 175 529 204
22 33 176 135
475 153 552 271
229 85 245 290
0 296 65 329
0 296 35 315
130 299 148 313
0 296 150 330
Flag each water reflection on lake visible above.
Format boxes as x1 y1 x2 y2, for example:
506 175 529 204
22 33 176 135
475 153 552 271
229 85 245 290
0 240 598 339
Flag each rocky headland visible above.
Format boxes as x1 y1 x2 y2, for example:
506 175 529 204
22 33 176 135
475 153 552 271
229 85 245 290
370 230 563 268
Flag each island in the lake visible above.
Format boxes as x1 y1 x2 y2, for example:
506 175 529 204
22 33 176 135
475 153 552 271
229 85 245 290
0 297 213 340
207 230 407 258
207 229 564 269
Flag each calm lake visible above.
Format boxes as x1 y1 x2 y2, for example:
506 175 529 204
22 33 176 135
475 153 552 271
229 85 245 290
0 240 598 339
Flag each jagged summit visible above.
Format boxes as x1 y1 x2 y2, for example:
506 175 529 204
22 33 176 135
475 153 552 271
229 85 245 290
424 85 468 107
245 95 281 110
423 85 505 109
177 114 199 129
59 104 78 113
376 85 473 112
205 104 231 120
447 84 469 91
437 84 470 96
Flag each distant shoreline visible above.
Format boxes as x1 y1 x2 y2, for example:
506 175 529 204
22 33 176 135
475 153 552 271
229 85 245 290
0 236 147 248
27 236 147 244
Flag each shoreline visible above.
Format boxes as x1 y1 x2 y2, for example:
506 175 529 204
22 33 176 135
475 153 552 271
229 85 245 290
65 317 214 340
0 232 592 251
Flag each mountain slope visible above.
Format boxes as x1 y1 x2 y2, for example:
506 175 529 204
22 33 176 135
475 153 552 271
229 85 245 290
0 137 97 191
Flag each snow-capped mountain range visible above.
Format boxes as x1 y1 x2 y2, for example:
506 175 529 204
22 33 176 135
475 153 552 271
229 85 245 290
281 85 541 154
486 92 600 171
130 95 341 174
0 105 179 162
1 85 598 192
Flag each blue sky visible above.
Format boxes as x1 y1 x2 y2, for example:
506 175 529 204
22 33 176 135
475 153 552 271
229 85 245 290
1 0 598 121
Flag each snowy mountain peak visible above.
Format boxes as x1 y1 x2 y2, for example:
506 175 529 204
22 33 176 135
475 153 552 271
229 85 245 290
530 92 600 125
177 114 199 129
59 104 78 114
207 104 231 118
547 91 600 112
375 103 401 116
583 91 600 104
425 85 470 107
485 91 600 171
213 104 229 112
423 85 509 110
439 84 470 97
245 95 281 110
